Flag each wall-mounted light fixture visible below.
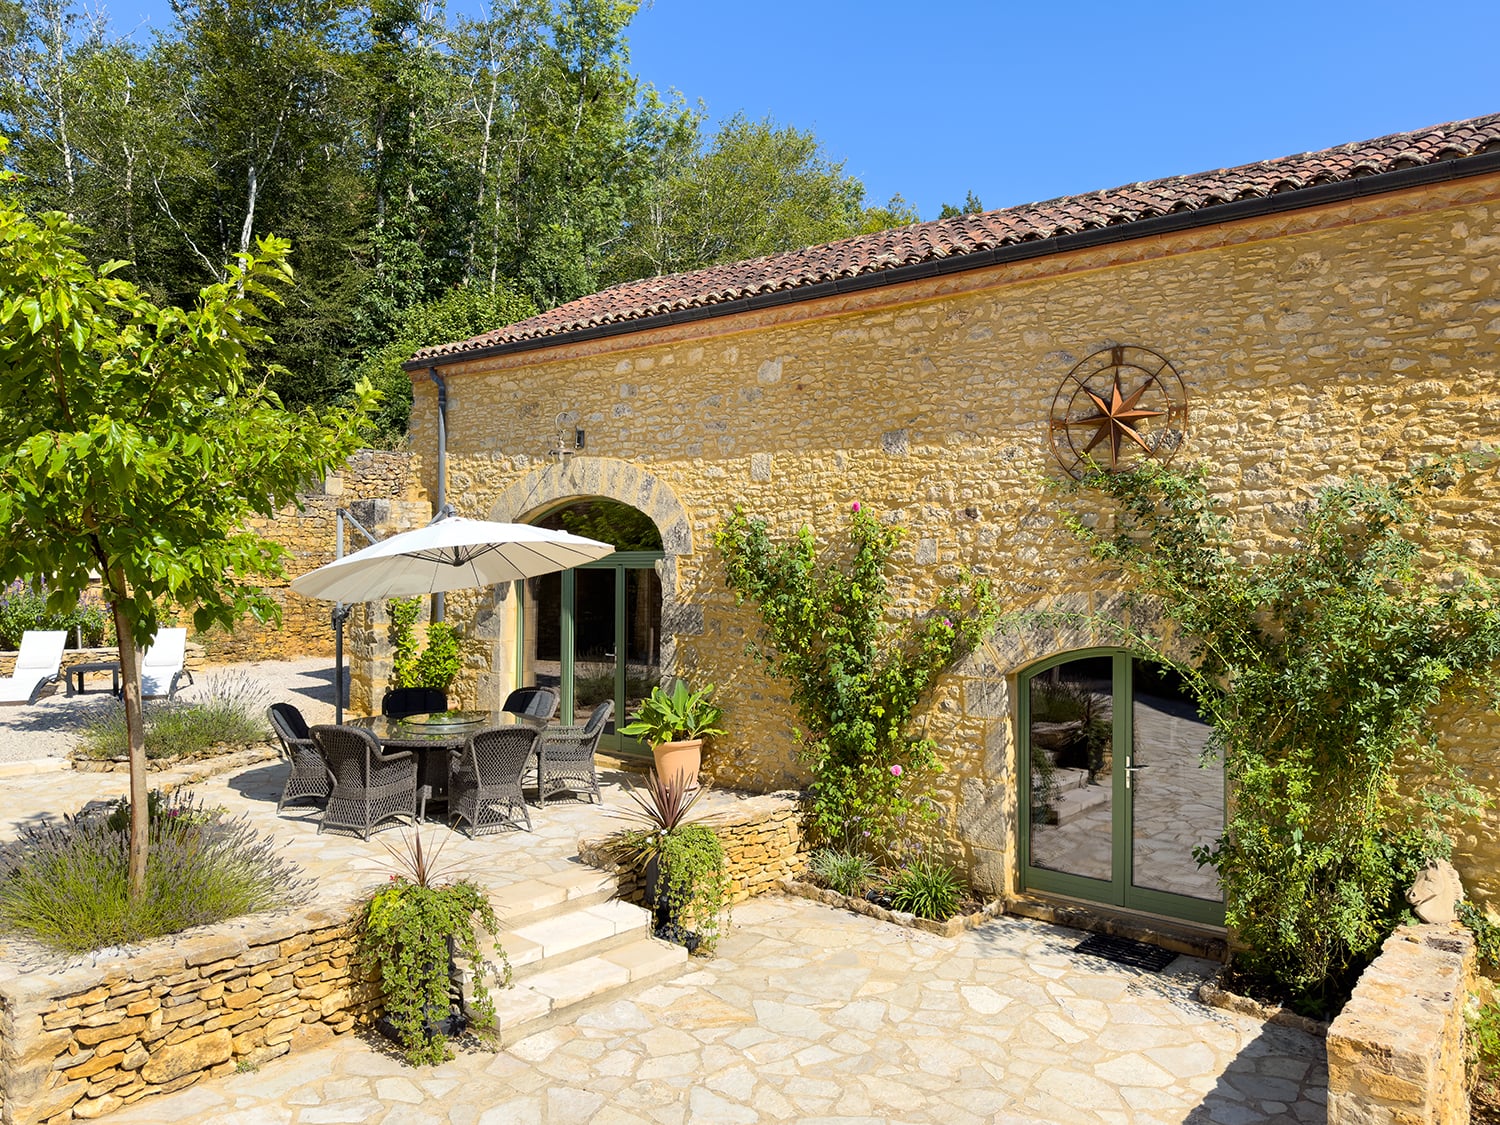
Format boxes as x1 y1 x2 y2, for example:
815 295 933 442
549 413 586 463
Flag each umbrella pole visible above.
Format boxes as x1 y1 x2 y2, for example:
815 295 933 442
332 603 351 724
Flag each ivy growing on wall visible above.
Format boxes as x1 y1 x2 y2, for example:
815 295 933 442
1066 456 1500 1014
716 504 1000 854
388 598 462 692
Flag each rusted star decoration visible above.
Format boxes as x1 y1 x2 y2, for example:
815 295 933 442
1073 376 1166 469
1048 344 1189 479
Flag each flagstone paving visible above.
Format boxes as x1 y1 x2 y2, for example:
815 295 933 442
101 893 1326 1125
0 659 1328 1123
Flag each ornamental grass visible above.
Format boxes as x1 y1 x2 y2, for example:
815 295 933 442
0 792 308 953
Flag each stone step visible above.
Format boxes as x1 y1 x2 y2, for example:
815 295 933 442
488 865 620 928
494 898 654 978
491 935 688 1046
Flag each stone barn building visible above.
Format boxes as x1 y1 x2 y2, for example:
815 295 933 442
379 112 1500 935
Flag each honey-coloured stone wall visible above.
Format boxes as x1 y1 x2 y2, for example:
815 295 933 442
1326 923 1476 1125
405 172 1500 905
196 451 424 665
0 902 377 1125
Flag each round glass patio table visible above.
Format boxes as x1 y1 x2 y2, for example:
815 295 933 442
350 711 546 820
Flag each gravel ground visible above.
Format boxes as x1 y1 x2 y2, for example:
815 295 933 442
0 657 339 764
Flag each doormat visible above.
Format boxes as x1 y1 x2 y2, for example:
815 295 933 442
1073 933 1177 971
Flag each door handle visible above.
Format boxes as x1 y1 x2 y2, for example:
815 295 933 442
1125 762 1147 789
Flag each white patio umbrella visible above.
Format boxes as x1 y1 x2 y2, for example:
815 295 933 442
289 509 615 721
290 512 614 602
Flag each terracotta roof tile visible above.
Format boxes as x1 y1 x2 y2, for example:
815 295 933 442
415 112 1500 362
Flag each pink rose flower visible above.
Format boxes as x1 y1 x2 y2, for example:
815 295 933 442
890 764 903 777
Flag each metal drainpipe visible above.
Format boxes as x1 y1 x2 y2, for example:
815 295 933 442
428 366 448 623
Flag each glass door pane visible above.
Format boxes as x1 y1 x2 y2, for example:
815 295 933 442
1129 661 1223 904
621 567 662 751
1026 655 1115 885
523 572 562 700
570 567 617 726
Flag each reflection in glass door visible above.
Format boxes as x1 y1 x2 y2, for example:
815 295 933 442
521 556 662 756
1021 650 1224 925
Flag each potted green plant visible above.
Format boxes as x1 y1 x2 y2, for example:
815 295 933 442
619 680 724 789
615 770 729 955
388 597 462 692
358 830 512 1065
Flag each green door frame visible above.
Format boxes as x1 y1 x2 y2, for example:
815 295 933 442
525 550 663 758
1018 648 1225 926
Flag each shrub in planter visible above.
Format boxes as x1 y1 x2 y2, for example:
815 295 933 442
74 671 269 761
388 597 462 692
615 771 729 954
809 847 879 899
0 790 307 952
358 831 510 1066
886 857 968 921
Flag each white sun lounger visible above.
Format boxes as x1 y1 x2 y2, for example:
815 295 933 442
0 630 67 705
140 627 193 700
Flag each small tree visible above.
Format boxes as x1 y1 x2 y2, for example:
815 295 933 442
1066 457 1500 1013
0 160 373 894
716 504 999 853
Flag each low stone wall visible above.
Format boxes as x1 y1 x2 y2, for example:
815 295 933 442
579 790 809 907
0 648 207 694
0 898 376 1125
1326 923 1475 1125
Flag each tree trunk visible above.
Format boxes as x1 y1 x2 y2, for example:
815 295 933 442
109 597 149 896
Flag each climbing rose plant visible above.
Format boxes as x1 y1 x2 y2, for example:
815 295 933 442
716 504 1000 854
1066 456 1500 1015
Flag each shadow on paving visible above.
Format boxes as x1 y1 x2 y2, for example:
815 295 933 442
1184 1022 1329 1124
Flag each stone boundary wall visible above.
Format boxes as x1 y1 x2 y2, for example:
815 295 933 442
579 791 808 906
1326 923 1476 1125
197 450 421 665
0 897 376 1125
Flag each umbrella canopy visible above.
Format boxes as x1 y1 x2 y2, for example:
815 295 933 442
290 515 615 603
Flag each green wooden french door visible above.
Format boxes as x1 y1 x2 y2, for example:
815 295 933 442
521 551 662 757
1019 649 1225 926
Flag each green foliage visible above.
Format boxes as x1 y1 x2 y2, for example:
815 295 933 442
808 847 878 899
0 581 111 648
349 285 537 447
619 681 724 747
1469 998 1500 1114
74 671 270 761
556 499 661 551
359 831 509 1066
388 598 461 691
103 788 222 833
937 191 985 219
886 857 968 921
1460 901 1500 974
1066 457 1500 1014
616 771 729 954
603 112 918 284
0 792 308 952
715 503 1001 855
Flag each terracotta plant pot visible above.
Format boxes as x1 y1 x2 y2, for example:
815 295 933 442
652 738 702 790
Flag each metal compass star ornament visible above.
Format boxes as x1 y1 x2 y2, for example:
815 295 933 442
1049 345 1189 478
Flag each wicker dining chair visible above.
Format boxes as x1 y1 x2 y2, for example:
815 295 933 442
448 727 541 836
500 686 559 720
535 700 613 807
381 687 448 719
312 724 419 839
268 703 330 812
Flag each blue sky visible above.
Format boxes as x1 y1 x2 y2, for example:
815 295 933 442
105 0 1499 220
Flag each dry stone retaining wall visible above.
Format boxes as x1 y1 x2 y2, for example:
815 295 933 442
579 790 808 906
1326 923 1476 1125
0 899 376 1125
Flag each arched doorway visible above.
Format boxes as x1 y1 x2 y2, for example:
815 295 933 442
521 498 663 757
1019 649 1225 925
